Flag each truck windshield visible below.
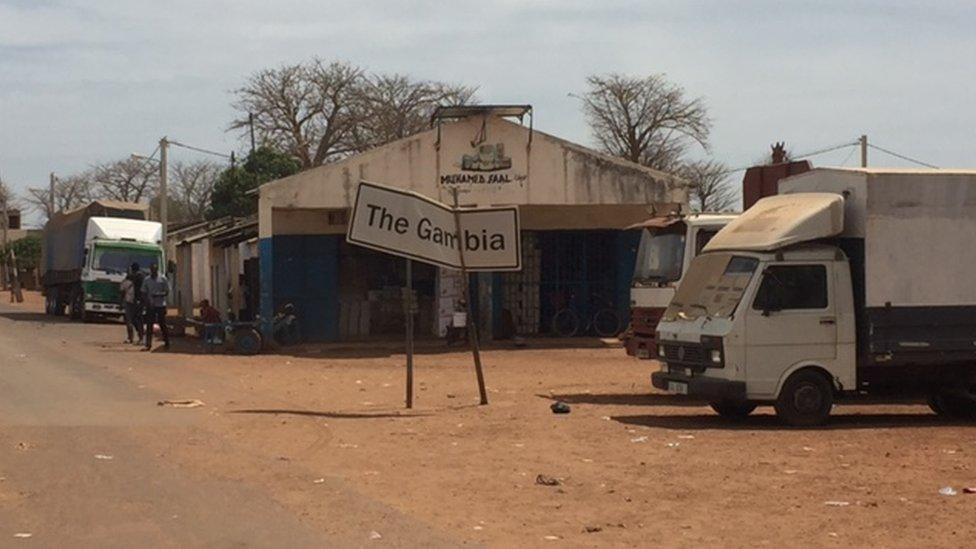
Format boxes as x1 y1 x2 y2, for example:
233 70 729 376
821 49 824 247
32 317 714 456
632 229 685 285
663 253 758 321
92 246 161 275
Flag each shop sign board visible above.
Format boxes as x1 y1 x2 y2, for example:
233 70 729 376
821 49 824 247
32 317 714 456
346 181 521 271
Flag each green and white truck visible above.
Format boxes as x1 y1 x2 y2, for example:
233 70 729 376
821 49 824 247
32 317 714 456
42 201 164 321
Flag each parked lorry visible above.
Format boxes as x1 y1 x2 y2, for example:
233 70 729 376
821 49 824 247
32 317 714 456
624 212 736 358
652 168 976 425
42 201 164 321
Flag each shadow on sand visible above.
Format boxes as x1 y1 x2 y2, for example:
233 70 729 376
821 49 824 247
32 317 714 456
228 409 429 419
611 410 956 431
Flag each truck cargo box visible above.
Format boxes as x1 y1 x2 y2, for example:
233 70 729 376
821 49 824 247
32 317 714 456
42 200 149 286
779 168 976 366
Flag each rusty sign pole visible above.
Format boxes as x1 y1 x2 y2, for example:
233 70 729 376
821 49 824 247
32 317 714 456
404 258 415 409
451 187 489 405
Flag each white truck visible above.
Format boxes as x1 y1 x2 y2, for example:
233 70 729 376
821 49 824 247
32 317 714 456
625 213 736 358
43 201 164 321
652 168 976 425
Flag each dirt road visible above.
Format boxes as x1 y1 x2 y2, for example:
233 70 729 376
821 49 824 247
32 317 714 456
1 293 975 547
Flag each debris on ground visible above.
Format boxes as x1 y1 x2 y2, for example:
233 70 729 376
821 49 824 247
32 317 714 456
550 401 571 414
630 436 648 443
15 442 32 451
94 454 114 460
584 525 603 533
536 474 561 486
963 487 976 494
824 501 850 507
13 533 32 539
543 535 560 540
666 442 680 448
313 478 326 484
939 486 958 496
157 399 205 408
677 434 695 440
368 531 382 540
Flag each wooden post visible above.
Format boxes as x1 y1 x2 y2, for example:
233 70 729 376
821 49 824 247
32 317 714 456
404 258 415 409
451 187 489 405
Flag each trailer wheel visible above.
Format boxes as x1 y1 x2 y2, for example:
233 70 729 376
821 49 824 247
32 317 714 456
69 289 84 321
709 401 757 419
774 370 833 427
928 390 976 420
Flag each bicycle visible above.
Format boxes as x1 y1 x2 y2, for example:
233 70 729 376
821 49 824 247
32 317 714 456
550 291 621 337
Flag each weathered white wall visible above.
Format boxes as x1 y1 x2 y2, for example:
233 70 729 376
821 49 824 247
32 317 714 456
259 116 687 238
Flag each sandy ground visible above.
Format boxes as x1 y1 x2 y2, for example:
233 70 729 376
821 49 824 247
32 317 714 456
4 290 976 547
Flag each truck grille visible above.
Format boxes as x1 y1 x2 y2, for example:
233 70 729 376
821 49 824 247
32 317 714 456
661 342 706 366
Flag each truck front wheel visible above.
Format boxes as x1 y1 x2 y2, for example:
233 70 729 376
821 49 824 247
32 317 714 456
709 401 757 419
774 370 834 427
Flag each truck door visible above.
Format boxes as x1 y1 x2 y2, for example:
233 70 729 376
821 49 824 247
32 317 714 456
744 263 837 397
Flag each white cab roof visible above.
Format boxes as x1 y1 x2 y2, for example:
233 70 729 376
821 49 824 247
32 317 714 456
87 217 163 245
703 193 844 252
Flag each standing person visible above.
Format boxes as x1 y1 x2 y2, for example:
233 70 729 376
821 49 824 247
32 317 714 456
120 263 145 344
142 262 170 351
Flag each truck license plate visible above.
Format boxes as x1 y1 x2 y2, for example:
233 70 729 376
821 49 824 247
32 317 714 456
667 381 688 395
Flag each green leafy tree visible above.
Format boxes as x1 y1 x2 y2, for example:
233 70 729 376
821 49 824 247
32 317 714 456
207 147 300 219
3 235 42 270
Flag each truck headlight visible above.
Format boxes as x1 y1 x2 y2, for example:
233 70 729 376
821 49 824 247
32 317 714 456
85 293 93 300
710 349 722 364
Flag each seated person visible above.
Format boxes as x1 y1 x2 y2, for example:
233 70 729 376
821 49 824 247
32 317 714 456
197 299 223 343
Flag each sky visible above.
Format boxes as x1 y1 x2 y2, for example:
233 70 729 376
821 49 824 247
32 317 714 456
2 0 974 224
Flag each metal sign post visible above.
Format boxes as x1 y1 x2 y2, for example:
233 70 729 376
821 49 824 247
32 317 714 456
404 258 415 409
451 187 489 405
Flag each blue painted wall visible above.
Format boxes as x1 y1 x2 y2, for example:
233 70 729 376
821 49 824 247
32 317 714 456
261 235 340 342
614 230 641 326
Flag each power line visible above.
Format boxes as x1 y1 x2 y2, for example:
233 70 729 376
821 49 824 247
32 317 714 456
132 144 161 173
168 140 232 160
838 144 858 166
718 139 859 176
867 143 939 169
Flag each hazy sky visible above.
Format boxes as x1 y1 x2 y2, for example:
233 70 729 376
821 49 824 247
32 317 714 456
2 0 974 222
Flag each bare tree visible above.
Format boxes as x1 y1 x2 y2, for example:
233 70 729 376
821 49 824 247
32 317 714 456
0 177 16 210
580 73 710 173
231 59 363 168
170 160 221 222
92 158 158 203
680 160 738 212
348 74 477 151
27 173 96 222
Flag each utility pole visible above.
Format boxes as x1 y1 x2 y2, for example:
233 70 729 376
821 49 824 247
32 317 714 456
159 137 169 245
248 113 256 156
860 135 868 167
49 172 56 219
0 188 23 303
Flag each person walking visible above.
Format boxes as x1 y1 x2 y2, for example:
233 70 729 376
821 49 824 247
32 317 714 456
120 262 144 344
142 262 170 351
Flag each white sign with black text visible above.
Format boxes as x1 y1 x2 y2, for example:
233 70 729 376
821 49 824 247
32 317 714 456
346 181 521 271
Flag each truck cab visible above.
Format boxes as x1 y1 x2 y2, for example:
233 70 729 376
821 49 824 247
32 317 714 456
653 193 856 425
625 213 736 358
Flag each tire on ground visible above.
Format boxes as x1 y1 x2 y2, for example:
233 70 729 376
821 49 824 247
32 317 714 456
774 369 834 427
928 389 976 420
709 400 757 419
